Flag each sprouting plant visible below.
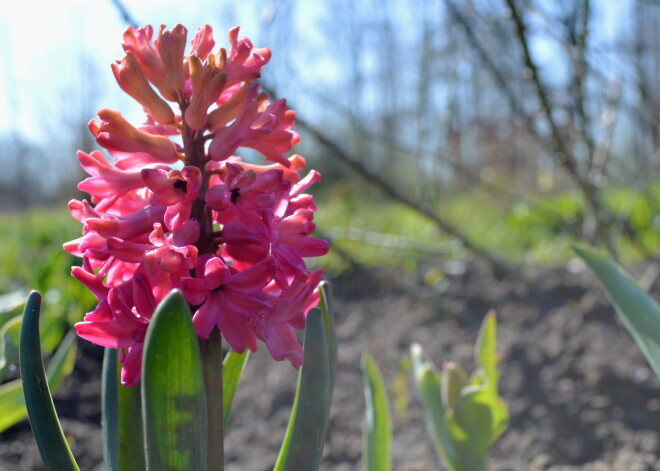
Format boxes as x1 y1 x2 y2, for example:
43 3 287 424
411 312 508 471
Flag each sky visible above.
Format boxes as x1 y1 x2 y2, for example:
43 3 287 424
0 0 634 137
0 0 315 142
0 0 647 198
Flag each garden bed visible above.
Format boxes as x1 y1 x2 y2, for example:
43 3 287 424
1 260 659 470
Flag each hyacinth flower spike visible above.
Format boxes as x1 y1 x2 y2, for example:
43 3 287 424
12 22 333 471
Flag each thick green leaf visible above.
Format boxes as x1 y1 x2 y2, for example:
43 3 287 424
476 311 498 390
103 348 146 471
19 291 79 470
274 308 332 471
118 379 146 471
222 349 249 430
141 290 207 471
361 353 392 471
574 246 660 377
454 389 494 467
319 281 337 391
102 348 119 471
410 344 459 471
471 312 508 446
199 328 223 470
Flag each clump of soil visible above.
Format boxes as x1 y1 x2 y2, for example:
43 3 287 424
2 260 659 470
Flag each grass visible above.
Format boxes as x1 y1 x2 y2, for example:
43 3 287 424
0 207 95 325
1 180 658 293
313 180 660 274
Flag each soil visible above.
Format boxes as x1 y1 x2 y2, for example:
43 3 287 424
2 260 660 471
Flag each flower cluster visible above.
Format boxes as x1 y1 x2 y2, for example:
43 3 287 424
65 24 328 386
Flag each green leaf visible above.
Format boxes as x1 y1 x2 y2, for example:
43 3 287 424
141 290 207 471
222 349 249 430
103 348 146 471
453 389 493 467
274 308 332 471
475 311 498 390
118 379 146 471
574 245 660 377
18 291 79 470
361 353 392 471
441 362 468 409
102 348 119 471
472 312 508 446
318 281 337 391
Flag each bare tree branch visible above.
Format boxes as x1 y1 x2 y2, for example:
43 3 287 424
504 0 618 258
261 84 517 278
108 0 139 28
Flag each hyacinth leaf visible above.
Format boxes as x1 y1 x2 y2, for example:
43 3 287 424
274 307 332 471
453 390 493 471
574 246 660 377
118 377 146 470
102 348 146 471
101 348 119 471
410 344 460 471
470 312 508 446
411 314 507 471
141 290 207 471
318 281 337 390
222 349 249 430
361 353 392 471
476 311 498 391
19 291 79 471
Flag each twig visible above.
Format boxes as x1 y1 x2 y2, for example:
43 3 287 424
589 78 621 185
108 0 139 28
261 84 517 278
324 227 458 255
297 82 558 213
571 0 595 159
504 0 618 259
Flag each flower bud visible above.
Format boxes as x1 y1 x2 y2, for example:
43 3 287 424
441 361 469 409
157 24 188 100
90 109 179 165
112 53 175 124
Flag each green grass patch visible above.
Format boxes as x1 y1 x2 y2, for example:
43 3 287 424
314 180 660 273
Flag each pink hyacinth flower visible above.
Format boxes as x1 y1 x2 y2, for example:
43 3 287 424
205 163 285 223
90 109 180 168
75 274 157 385
256 269 324 367
182 255 276 353
67 23 328 384
141 166 201 230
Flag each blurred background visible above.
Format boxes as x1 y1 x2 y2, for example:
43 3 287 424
0 0 658 278
1 0 659 469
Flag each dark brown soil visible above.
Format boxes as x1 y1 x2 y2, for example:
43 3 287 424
2 260 660 470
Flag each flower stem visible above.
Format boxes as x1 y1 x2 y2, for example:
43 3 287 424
200 329 224 471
